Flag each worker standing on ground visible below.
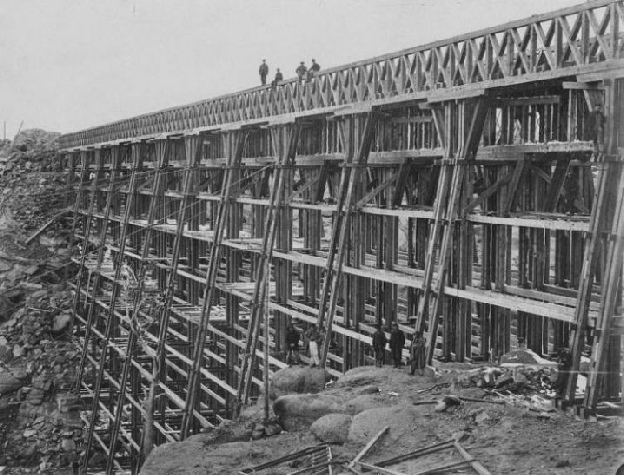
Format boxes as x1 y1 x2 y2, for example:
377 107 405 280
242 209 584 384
305 323 321 367
556 347 572 397
296 61 307 83
389 323 405 369
372 324 387 368
271 68 283 88
410 330 426 376
285 322 300 366
259 60 269 85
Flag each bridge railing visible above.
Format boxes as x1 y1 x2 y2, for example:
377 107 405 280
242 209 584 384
60 0 623 150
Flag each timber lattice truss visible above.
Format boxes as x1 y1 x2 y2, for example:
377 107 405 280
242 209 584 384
60 1 624 473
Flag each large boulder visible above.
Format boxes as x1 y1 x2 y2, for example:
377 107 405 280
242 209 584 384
347 406 428 446
269 367 329 399
273 394 345 431
53 312 72 333
311 414 352 444
344 394 393 414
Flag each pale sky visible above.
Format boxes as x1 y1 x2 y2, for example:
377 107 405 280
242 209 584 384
1 0 582 139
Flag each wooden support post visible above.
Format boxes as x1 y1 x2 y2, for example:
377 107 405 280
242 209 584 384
74 146 123 391
105 134 204 472
235 122 301 410
71 149 104 324
82 139 165 473
319 111 378 366
66 151 88 281
425 97 488 364
180 129 248 437
585 164 624 408
565 159 612 401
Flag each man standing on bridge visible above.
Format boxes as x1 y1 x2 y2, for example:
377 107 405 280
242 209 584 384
259 59 269 85
310 59 320 76
296 61 307 83
271 68 283 88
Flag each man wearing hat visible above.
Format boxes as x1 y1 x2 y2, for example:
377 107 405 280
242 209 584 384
259 59 269 85
296 61 307 83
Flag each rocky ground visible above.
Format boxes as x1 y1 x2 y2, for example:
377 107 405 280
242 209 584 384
143 365 624 474
1 130 83 474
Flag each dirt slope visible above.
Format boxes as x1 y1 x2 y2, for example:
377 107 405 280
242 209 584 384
143 366 623 474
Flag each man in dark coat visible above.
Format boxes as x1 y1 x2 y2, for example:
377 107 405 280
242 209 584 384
310 59 320 74
296 61 307 82
410 330 426 376
389 323 405 368
259 60 269 85
285 322 300 366
372 324 387 368
271 68 283 88
271 68 284 89
556 347 572 397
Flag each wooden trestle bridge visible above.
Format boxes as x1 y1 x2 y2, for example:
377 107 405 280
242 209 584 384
59 0 624 472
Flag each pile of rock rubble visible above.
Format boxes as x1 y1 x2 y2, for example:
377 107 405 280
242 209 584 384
0 129 86 473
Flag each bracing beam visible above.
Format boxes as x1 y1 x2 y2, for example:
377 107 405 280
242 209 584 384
235 122 301 411
421 97 489 364
584 163 624 407
82 139 169 473
319 110 378 366
179 129 248 437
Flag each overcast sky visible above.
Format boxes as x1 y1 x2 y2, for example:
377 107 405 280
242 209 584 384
1 0 581 139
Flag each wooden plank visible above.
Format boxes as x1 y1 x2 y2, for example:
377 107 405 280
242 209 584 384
239 446 327 473
453 441 492 475
413 460 472 475
376 439 455 467
502 157 527 214
347 426 389 469
355 461 409 475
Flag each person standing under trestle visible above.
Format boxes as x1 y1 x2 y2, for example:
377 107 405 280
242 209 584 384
285 322 300 366
410 330 426 376
389 323 405 369
372 324 387 368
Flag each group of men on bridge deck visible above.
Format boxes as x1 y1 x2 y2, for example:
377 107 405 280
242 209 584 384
259 59 321 87
284 320 427 376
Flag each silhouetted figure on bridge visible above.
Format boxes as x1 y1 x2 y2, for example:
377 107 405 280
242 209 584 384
259 60 269 85
272 68 283 88
296 61 307 84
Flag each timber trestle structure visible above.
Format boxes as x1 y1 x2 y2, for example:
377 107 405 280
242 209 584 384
59 1 623 472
